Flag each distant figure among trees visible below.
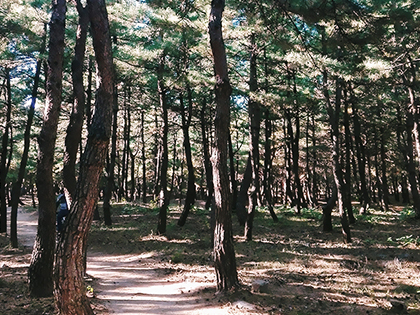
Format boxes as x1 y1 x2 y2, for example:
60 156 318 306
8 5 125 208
56 189 69 233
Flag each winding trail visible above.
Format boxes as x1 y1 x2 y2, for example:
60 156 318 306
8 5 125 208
15 208 246 315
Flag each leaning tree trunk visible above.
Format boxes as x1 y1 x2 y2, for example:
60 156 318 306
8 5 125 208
0 67 12 234
63 0 88 199
209 0 239 292
11 29 46 248
54 0 114 313
28 0 66 297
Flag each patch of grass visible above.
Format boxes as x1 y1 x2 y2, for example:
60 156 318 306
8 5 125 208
300 208 323 221
388 234 420 247
395 284 420 295
399 206 416 221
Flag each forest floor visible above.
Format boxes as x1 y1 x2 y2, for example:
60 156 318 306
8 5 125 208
1 198 420 314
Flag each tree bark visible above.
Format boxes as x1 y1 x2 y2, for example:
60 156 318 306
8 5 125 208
102 85 118 226
323 71 351 243
0 67 13 233
63 0 88 199
54 0 114 313
201 97 213 210
209 0 239 292
157 52 169 235
11 29 46 248
28 0 66 297
178 89 196 226
245 34 260 241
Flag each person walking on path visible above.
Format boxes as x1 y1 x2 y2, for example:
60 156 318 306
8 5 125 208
56 189 69 233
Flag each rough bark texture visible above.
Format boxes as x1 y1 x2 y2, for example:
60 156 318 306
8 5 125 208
28 0 66 297
209 0 239 292
63 0 89 198
54 0 114 313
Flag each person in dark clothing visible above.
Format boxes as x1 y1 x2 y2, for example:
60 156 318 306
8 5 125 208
56 189 69 233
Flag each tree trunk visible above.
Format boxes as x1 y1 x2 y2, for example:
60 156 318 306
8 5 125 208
263 109 278 221
323 71 351 243
141 110 147 203
11 29 45 248
201 97 213 210
0 67 12 233
54 0 114 313
178 89 196 226
350 85 370 214
63 0 88 198
157 52 169 235
102 85 118 226
236 155 251 226
29 0 66 297
380 126 390 211
245 34 260 241
343 90 355 224
209 0 239 292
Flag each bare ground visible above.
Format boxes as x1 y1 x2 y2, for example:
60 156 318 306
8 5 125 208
1 199 420 314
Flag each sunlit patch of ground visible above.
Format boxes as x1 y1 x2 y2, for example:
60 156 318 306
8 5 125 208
2 201 420 314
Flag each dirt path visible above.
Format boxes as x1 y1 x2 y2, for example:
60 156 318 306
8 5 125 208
14 209 249 315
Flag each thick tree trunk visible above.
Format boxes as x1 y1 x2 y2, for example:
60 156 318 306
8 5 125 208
28 0 66 297
11 31 45 248
0 68 12 233
54 0 114 313
178 90 196 226
209 0 239 292
63 0 88 198
157 52 169 235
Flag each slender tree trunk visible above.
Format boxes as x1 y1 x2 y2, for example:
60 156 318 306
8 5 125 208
157 52 169 235
11 29 46 248
141 110 147 203
323 72 351 243
350 85 370 214
29 0 66 297
63 0 88 198
201 97 213 210
228 131 237 210
209 0 239 291
343 90 355 224
236 155 251 225
263 109 278 221
102 85 118 226
178 90 196 226
54 0 114 313
245 34 260 241
0 67 12 233
380 126 390 211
